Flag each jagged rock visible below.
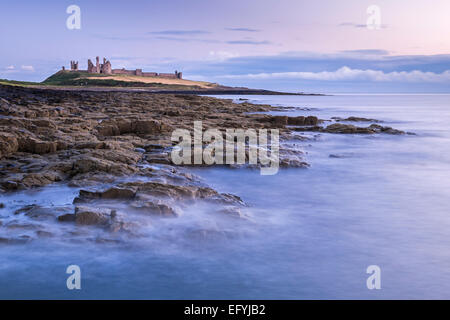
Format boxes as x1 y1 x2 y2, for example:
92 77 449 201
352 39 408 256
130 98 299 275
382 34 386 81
75 141 110 150
102 186 137 199
1 180 19 190
322 123 406 135
143 144 165 152
74 206 113 226
57 213 76 222
367 124 406 135
70 155 138 176
18 137 58 155
0 84 321 190
287 116 319 126
271 116 288 126
323 123 373 134
0 133 19 159
20 172 62 188
263 115 319 126
332 116 382 123
145 153 171 164
129 199 179 217
96 119 164 136
14 204 39 215
74 186 137 203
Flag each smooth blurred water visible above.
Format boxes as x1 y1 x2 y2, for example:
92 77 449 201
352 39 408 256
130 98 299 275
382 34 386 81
1 94 450 299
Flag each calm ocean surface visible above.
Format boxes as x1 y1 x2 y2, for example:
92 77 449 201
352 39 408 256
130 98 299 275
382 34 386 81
1 94 450 299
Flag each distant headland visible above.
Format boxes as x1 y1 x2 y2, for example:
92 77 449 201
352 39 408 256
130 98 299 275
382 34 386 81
0 57 325 95
64 56 183 80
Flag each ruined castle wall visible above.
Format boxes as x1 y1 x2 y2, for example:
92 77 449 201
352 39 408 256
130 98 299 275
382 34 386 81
141 72 158 77
112 69 136 75
75 57 183 79
157 73 178 79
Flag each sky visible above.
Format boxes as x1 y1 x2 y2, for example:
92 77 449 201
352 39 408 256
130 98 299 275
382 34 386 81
0 0 449 93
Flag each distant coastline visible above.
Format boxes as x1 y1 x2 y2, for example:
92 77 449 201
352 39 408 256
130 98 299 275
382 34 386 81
0 71 325 96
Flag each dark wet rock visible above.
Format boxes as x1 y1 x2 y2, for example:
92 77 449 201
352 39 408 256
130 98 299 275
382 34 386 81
67 206 136 233
72 180 245 221
145 153 171 164
0 235 32 245
74 206 113 226
75 141 110 150
74 186 137 203
292 123 408 135
329 153 356 159
322 123 406 135
129 199 179 217
57 213 76 222
271 115 289 126
291 125 323 132
95 186 137 200
288 116 320 126
107 221 138 233
280 158 309 167
5 221 42 230
96 119 166 136
17 137 58 155
332 116 382 123
367 124 406 135
0 132 19 158
323 123 373 134
14 204 38 215
70 154 140 176
262 115 320 127
279 146 309 168
0 203 4 209
36 230 53 238
143 144 165 152
122 181 221 201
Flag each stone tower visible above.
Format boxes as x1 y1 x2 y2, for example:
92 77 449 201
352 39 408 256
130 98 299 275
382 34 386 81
101 58 112 74
95 56 100 73
70 60 79 71
87 59 95 73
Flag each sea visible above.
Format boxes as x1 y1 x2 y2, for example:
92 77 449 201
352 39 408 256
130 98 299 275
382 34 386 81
1 93 450 299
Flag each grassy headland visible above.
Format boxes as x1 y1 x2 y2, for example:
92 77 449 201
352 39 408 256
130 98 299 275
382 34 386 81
0 71 323 95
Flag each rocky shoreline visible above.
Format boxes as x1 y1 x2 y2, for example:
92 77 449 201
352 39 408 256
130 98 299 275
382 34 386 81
0 84 410 244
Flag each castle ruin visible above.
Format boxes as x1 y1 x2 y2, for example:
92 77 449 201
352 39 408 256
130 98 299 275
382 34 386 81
63 56 182 79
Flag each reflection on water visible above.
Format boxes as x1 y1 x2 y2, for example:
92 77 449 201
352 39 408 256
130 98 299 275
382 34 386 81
1 94 450 299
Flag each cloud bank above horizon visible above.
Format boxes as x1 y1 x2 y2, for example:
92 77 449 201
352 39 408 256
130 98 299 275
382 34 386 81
220 67 450 83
